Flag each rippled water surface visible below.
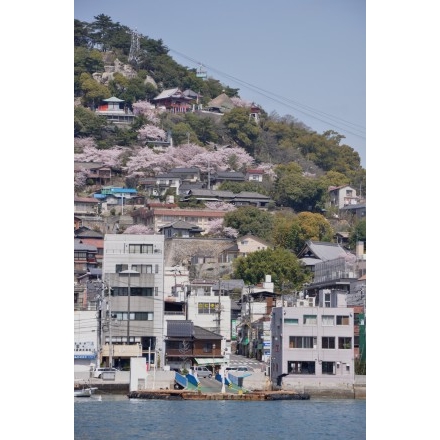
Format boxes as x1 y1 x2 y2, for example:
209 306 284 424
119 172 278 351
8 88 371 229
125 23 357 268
74 395 366 440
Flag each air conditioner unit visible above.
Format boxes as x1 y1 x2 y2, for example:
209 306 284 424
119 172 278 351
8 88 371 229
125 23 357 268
299 300 305 307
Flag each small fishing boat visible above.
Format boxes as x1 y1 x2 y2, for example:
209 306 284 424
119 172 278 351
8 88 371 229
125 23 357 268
74 386 98 398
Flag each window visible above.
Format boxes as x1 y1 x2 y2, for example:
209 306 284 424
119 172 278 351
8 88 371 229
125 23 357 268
322 337 335 349
74 252 87 259
322 315 334 326
131 264 152 274
115 264 129 273
288 361 315 375
198 302 218 314
354 336 359 348
338 337 352 349
128 244 153 254
285 319 298 325
354 313 360 325
114 312 153 321
111 287 153 296
322 361 335 375
336 315 350 325
324 292 331 308
289 336 316 348
130 287 153 296
202 343 215 353
303 315 317 325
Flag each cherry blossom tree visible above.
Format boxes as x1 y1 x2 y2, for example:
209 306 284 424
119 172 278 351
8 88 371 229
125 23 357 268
122 143 257 178
123 224 154 234
74 146 125 167
205 218 239 238
74 169 88 193
205 201 236 212
74 137 97 153
132 100 156 116
137 124 167 142
230 97 252 108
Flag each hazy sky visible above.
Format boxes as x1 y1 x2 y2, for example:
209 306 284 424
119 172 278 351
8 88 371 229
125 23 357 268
74 0 366 167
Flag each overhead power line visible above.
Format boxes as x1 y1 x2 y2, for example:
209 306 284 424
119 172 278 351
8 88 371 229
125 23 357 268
169 48 366 140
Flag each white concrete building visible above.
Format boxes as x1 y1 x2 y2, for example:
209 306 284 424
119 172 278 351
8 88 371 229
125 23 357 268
270 289 355 389
185 279 232 352
102 234 165 369
74 310 99 372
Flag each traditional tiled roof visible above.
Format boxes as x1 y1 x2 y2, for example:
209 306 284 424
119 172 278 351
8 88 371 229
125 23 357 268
74 196 99 204
103 96 124 102
207 93 235 111
297 240 351 262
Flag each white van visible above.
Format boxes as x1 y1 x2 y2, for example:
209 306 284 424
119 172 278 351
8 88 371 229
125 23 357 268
93 367 118 378
193 366 212 378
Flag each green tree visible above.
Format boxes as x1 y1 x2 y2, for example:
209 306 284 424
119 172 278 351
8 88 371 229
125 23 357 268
223 206 274 241
184 113 218 145
222 107 260 154
89 14 131 53
291 212 334 253
74 106 108 138
273 162 326 212
218 181 270 195
79 72 110 108
233 248 309 292
74 19 91 48
348 218 366 250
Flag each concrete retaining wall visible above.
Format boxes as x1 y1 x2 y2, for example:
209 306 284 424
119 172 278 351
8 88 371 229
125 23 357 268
74 370 366 399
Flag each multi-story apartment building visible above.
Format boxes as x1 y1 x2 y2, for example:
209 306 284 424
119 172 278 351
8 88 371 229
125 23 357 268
270 289 355 389
101 234 165 369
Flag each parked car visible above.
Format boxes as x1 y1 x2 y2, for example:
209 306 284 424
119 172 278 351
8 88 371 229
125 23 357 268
93 367 118 378
225 365 253 372
237 366 253 372
193 366 212 378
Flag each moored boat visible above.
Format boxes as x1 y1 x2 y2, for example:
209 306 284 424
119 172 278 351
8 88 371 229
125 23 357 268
74 386 98 398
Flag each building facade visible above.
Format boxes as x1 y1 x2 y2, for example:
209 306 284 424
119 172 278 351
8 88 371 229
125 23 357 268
270 290 355 389
101 234 165 369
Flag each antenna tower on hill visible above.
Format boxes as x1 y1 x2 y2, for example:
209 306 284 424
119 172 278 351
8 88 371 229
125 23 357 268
128 29 140 63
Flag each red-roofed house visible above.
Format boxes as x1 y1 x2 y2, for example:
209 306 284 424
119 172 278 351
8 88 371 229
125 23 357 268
245 169 264 182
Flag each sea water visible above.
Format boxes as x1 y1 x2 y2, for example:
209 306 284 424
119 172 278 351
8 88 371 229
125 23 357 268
74 395 366 439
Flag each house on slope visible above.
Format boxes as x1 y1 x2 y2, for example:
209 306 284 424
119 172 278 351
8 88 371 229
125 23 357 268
158 220 204 238
237 234 272 256
95 96 135 124
205 93 235 114
152 88 193 113
328 185 360 209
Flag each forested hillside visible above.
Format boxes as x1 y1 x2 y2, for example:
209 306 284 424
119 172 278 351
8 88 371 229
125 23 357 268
74 14 366 250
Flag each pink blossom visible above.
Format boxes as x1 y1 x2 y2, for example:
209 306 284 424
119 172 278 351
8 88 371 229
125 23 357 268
138 124 167 141
123 224 154 234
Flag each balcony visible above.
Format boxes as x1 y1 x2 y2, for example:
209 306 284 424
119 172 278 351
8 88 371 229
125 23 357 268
101 343 142 357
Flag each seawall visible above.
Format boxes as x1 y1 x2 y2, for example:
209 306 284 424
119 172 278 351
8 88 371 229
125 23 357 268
74 371 366 399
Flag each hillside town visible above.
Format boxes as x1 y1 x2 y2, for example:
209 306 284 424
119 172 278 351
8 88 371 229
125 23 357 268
74 158 366 393
74 25 366 394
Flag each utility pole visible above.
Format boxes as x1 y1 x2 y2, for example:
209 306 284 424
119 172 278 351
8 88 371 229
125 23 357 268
217 280 221 336
108 287 113 368
248 284 254 358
